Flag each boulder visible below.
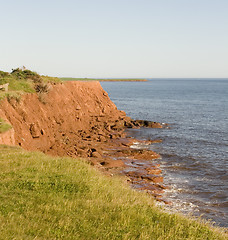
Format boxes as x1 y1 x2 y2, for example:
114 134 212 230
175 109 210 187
29 123 40 138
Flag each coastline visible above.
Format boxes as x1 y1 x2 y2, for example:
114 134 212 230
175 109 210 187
0 80 167 202
1 80 227 234
100 79 228 228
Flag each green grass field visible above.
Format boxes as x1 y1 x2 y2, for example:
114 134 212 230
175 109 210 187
0 145 226 240
0 119 12 133
60 77 147 82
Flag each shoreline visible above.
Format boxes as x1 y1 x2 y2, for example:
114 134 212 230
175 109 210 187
1 144 227 239
0 80 226 229
1 69 227 235
1 79 228 238
89 128 170 204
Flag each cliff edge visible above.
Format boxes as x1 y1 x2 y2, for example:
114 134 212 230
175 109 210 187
0 81 128 157
0 81 168 201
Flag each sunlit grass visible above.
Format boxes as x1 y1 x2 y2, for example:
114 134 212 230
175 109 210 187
0 145 226 239
0 68 62 102
41 75 62 84
0 119 12 133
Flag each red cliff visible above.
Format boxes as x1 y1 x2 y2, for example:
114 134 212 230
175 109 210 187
0 81 127 157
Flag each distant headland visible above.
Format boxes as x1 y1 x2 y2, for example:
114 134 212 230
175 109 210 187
60 77 147 82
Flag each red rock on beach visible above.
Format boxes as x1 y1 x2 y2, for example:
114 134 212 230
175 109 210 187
0 81 168 203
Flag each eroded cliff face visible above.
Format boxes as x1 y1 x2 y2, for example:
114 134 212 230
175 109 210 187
0 81 168 202
0 81 128 157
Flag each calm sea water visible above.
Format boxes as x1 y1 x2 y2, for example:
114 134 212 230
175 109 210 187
101 79 228 227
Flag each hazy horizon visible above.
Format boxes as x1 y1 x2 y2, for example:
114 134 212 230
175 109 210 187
60 77 228 79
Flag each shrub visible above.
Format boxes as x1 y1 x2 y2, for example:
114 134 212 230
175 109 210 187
11 68 26 79
0 71 9 78
11 68 42 83
34 82 50 94
6 92 21 103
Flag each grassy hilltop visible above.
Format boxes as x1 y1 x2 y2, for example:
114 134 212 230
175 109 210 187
0 68 61 101
0 145 227 240
0 68 146 101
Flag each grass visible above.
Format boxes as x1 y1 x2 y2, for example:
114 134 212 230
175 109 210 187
41 75 62 84
0 119 12 133
0 68 145 102
0 145 226 240
60 77 147 82
0 68 62 101
0 77 35 101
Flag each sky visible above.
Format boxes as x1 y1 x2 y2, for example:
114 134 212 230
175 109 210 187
0 0 228 78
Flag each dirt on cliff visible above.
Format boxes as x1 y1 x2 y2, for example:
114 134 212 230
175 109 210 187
0 81 167 202
0 81 128 156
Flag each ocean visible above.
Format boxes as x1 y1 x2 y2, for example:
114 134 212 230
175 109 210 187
101 79 228 228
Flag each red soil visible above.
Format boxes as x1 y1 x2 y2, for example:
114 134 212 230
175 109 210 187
0 81 168 202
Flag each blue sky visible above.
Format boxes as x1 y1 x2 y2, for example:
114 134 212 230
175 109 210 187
0 0 227 78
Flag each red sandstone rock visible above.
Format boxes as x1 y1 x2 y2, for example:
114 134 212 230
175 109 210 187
141 175 164 183
99 159 125 168
0 81 128 154
0 81 168 204
133 120 163 128
146 168 162 175
91 151 102 158
29 123 40 138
